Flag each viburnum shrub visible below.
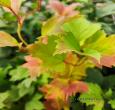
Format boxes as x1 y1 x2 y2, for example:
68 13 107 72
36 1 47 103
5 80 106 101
0 0 115 110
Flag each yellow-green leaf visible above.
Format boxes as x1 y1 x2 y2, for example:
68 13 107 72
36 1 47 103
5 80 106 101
0 31 19 47
84 31 115 56
0 0 11 7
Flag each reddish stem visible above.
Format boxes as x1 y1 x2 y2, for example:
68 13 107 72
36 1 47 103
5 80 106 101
37 0 42 11
8 7 22 26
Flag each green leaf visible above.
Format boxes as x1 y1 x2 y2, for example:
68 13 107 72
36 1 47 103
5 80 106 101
84 32 115 56
28 36 66 74
0 31 19 47
62 18 101 46
75 0 89 3
63 32 80 52
83 48 101 61
25 93 44 110
79 83 104 110
55 32 81 55
0 91 9 109
85 68 104 85
96 3 115 18
9 67 29 81
18 79 34 98
0 0 11 7
104 89 112 99
109 100 115 109
42 16 62 35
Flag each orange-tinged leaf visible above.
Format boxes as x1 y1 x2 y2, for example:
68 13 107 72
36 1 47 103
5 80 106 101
0 31 19 47
23 55 42 78
40 36 48 45
62 81 88 100
92 55 115 68
47 0 65 15
3 0 23 14
48 0 81 16
40 78 88 110
11 0 22 14
64 52 78 65
44 99 61 110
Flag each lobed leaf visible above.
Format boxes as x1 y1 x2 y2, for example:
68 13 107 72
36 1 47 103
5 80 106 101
27 36 66 75
79 83 104 110
25 93 44 110
62 18 101 46
23 55 42 79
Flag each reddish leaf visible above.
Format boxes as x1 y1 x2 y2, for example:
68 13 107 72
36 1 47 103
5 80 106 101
64 52 78 66
62 81 88 100
23 55 42 78
51 79 88 100
40 36 48 45
47 0 82 16
40 78 88 110
11 0 22 14
47 0 65 15
4 0 22 14
44 99 61 110
92 55 115 68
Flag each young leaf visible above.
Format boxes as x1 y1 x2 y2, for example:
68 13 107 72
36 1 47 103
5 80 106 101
23 55 42 78
62 18 101 46
0 0 11 7
11 0 23 14
42 16 62 35
27 36 66 74
42 1 81 36
3 0 24 14
84 33 115 56
40 78 88 110
0 31 19 47
55 32 81 55
70 60 94 80
83 48 101 61
47 0 81 16
92 55 115 68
